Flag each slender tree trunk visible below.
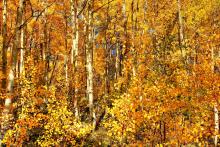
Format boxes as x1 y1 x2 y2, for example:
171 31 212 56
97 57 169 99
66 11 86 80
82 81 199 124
131 0 136 77
0 0 25 144
214 105 219 146
115 35 121 79
64 13 69 95
70 0 79 118
131 0 138 77
42 1 49 88
6 0 25 110
47 27 52 87
115 9 122 79
105 0 110 94
121 0 127 78
2 0 7 91
19 26 25 76
64 55 68 89
144 0 147 25
0 0 7 143
212 47 219 146
19 1 26 78
123 0 126 18
70 0 74 65
86 0 96 127
73 0 79 118
177 0 185 58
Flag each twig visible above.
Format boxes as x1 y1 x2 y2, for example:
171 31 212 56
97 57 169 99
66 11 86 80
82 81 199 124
77 0 88 18
92 0 115 14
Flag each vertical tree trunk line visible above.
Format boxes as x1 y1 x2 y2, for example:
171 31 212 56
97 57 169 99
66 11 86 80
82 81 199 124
19 1 26 81
115 5 122 80
0 0 7 143
64 13 69 97
177 0 185 59
86 0 96 128
43 15 48 87
212 47 219 147
74 1 79 118
19 16 25 77
131 0 136 77
0 0 26 144
122 0 127 78
105 0 110 95
1 0 7 91
70 0 79 118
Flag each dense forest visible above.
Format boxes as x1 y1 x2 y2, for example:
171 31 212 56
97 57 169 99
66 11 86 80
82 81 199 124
0 0 220 146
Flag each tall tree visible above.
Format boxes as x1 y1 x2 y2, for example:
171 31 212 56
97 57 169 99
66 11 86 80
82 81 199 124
86 0 96 127
1 0 7 91
70 0 79 118
177 0 185 58
104 0 110 95
1 0 26 143
212 46 219 147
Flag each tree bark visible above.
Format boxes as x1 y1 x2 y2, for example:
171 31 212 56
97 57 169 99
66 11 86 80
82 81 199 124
177 0 185 58
115 34 121 79
86 0 96 127
121 0 127 82
64 13 69 96
42 1 49 88
70 0 79 118
212 47 219 146
19 1 26 78
105 0 110 94
144 0 147 24
214 105 219 146
1 0 7 91
0 0 26 144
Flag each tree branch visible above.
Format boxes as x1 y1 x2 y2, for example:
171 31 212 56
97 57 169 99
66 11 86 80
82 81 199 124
92 0 115 14
77 0 88 18
18 2 55 30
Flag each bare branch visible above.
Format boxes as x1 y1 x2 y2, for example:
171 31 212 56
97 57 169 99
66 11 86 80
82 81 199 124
18 2 55 30
77 0 88 18
92 0 115 14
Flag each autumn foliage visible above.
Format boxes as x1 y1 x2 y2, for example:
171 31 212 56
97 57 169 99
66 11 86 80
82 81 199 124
0 0 220 146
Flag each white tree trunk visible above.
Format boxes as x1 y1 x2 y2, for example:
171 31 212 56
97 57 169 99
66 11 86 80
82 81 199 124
86 0 96 128
122 0 126 18
177 0 185 58
131 0 137 77
212 47 219 146
5 0 25 115
19 13 25 77
64 55 69 91
214 105 219 146
0 0 25 144
42 1 48 87
115 39 120 79
70 0 79 118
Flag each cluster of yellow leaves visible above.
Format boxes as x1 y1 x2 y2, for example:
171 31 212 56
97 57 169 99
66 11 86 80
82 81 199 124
37 95 93 146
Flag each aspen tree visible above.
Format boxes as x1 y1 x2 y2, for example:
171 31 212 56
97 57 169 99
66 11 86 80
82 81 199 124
131 0 136 77
73 0 79 118
64 12 69 94
19 1 26 77
0 0 7 143
177 0 185 58
1 0 7 90
0 0 26 143
105 0 110 94
212 47 219 147
86 0 96 127
70 0 79 118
